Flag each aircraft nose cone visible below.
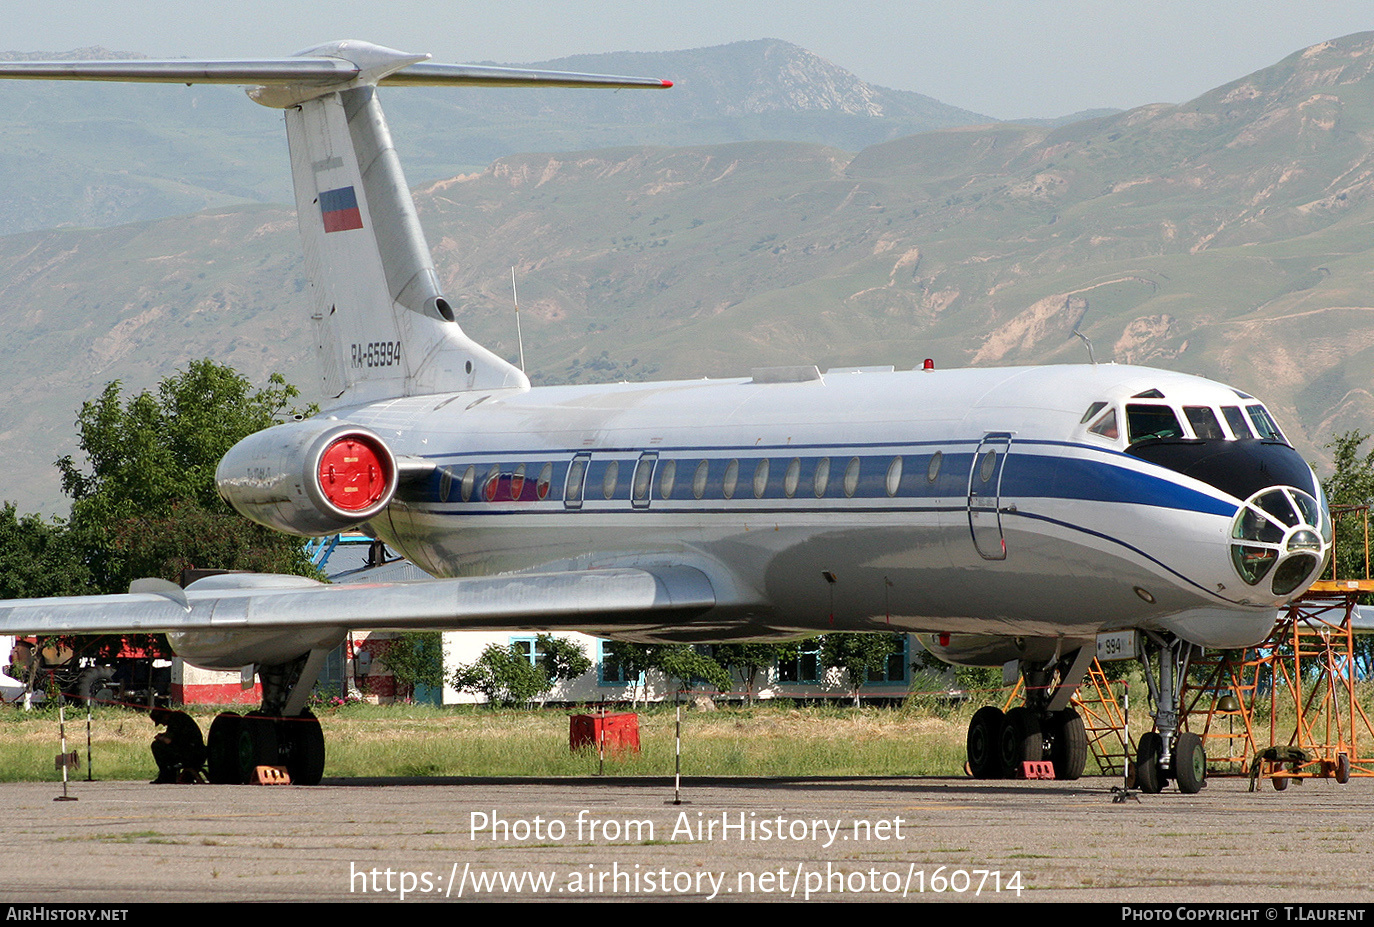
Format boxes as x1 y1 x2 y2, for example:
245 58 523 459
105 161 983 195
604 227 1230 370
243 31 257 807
1229 484 1330 600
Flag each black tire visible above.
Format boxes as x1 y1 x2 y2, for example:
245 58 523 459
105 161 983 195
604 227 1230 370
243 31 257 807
238 714 280 784
1135 732 1163 793
1172 731 1206 794
207 712 243 784
1272 774 1289 791
998 706 1043 778
966 706 1004 779
1336 752 1351 785
284 711 326 785
1049 708 1087 781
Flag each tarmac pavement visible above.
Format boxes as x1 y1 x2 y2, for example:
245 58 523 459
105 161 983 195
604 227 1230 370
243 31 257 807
2 773 1371 903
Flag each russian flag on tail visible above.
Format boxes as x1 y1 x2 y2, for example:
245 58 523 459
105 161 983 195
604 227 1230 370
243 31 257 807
320 186 364 233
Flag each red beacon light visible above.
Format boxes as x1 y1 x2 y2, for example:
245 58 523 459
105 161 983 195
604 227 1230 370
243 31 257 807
923 358 935 370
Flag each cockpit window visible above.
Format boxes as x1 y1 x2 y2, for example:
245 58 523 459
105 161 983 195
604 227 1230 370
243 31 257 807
1126 404 1184 444
1222 406 1253 439
1247 405 1286 443
1088 408 1119 440
1184 406 1224 440
1132 389 1165 399
1080 401 1107 424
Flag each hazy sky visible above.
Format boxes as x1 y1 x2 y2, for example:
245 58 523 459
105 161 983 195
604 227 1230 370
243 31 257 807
5 2 1373 118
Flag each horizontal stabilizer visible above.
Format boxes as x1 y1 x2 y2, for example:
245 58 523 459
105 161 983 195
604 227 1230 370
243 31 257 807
0 41 672 108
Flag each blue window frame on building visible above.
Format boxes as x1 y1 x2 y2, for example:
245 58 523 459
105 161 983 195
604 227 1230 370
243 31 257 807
777 641 822 684
598 640 639 686
865 634 910 686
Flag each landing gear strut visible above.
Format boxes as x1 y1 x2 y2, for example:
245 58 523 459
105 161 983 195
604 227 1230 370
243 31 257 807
1134 631 1206 794
965 641 1093 780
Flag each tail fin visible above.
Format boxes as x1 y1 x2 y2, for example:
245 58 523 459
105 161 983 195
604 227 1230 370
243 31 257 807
0 40 672 404
285 83 525 402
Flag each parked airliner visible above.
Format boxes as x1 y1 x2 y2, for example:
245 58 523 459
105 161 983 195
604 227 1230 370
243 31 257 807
0 41 1330 793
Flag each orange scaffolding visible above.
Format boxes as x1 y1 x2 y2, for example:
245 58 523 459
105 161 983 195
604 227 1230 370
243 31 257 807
1179 504 1374 789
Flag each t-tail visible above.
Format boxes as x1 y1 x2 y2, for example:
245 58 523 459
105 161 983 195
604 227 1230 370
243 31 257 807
0 40 672 405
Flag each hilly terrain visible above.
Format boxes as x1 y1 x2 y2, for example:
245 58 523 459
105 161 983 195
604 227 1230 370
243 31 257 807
2 34 1374 513
0 40 991 236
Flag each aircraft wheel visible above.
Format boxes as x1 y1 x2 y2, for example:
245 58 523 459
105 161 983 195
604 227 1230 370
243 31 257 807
1336 752 1351 784
207 712 242 784
237 713 279 784
284 711 326 785
966 706 1004 779
1172 731 1206 794
998 706 1042 778
1134 732 1164 794
1272 774 1289 791
1048 708 1087 781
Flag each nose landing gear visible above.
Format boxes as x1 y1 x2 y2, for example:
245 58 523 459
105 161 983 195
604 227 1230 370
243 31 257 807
1133 631 1206 794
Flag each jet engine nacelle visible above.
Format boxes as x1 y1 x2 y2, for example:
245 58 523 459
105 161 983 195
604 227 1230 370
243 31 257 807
216 418 397 536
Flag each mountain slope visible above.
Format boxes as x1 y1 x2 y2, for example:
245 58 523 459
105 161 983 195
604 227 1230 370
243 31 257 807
4 34 1374 513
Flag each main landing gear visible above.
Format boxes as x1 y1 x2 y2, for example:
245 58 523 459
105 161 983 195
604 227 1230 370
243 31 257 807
1132 632 1206 795
204 650 330 785
965 642 1093 780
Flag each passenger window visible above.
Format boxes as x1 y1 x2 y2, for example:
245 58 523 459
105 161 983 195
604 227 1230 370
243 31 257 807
927 451 942 482
632 456 653 504
978 449 997 484
461 465 476 502
753 459 769 498
1184 407 1223 440
814 457 831 497
693 460 709 499
565 458 586 504
1222 406 1253 439
1126 405 1184 444
483 464 501 502
783 458 800 498
602 460 619 500
843 457 861 497
658 459 676 500
536 463 552 500
722 459 739 499
885 457 903 497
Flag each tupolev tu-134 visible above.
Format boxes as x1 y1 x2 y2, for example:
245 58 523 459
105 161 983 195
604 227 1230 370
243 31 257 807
0 41 1332 793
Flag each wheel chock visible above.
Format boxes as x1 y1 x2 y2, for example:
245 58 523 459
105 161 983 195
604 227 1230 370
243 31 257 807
1019 761 1056 780
253 765 293 785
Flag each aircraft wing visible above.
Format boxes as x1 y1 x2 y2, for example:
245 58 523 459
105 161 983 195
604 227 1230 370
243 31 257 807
0 566 715 637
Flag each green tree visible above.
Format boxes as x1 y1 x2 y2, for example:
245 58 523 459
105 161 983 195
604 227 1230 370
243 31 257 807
653 644 731 695
820 633 900 706
381 631 445 702
536 634 592 683
451 635 593 706
56 360 317 593
0 503 93 599
452 643 552 706
713 642 785 704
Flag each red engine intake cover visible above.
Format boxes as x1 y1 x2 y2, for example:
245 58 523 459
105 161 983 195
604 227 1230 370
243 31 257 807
317 436 390 512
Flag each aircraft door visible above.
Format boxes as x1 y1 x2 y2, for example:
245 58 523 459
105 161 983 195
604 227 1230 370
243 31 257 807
967 433 1012 560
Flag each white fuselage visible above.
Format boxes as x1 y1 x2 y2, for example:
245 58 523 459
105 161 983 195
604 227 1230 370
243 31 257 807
327 362 1324 649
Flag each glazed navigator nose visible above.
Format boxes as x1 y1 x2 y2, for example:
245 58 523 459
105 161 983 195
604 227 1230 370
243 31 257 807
1229 484 1330 598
